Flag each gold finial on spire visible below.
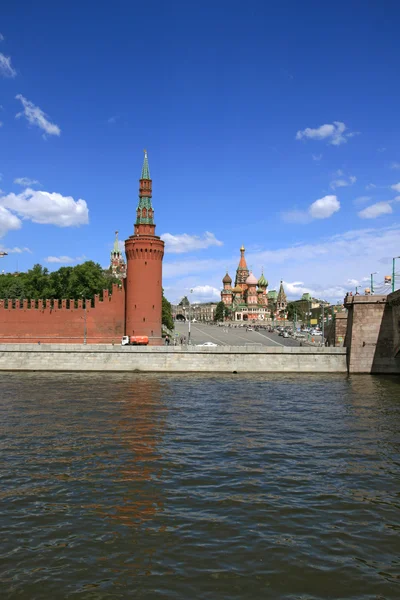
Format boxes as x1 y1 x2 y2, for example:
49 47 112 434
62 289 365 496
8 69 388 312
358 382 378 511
143 148 147 155
240 244 245 252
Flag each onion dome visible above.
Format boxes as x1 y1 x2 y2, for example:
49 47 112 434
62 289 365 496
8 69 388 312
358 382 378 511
222 272 232 284
258 273 268 287
232 285 242 293
245 272 258 285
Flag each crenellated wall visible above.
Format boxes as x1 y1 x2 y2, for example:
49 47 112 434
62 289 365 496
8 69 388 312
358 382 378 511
0 283 125 344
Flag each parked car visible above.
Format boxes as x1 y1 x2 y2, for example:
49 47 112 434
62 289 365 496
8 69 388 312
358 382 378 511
197 342 218 347
246 327 254 331
282 331 289 338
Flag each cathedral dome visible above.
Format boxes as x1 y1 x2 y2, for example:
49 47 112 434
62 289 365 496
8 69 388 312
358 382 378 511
245 272 258 285
232 285 242 293
222 272 232 284
258 273 268 287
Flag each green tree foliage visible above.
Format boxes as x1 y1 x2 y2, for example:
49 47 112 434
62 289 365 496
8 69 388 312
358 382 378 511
214 301 225 322
162 291 174 331
0 261 119 302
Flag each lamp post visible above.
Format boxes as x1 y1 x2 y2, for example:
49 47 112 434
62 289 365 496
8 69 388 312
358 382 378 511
370 271 378 295
392 257 400 293
188 288 193 345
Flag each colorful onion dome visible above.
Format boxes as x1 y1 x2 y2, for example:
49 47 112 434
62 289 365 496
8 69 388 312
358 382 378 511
245 272 258 285
258 273 268 287
222 272 232 284
232 285 242 293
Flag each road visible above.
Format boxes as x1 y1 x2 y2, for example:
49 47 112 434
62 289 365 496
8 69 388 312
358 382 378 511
172 322 302 347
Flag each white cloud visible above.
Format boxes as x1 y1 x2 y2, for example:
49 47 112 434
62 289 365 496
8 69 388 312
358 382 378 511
14 177 41 187
390 162 400 170
0 121 3 128
45 255 84 264
0 245 31 253
366 183 376 190
312 154 322 161
282 195 340 224
377 147 386 153
296 121 357 146
391 182 400 192
107 115 119 124
161 231 223 254
15 94 61 137
309 195 340 219
0 33 4 42
0 53 16 78
0 188 89 226
0 206 22 237
330 176 356 189
189 285 221 303
358 201 393 219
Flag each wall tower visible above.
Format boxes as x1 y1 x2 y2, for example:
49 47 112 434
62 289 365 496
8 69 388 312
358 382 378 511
124 151 165 344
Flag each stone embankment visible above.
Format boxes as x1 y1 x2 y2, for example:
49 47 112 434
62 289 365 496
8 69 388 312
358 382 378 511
0 344 347 373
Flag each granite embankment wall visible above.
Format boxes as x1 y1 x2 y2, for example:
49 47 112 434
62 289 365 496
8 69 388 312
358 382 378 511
344 294 400 374
0 285 125 344
0 344 347 372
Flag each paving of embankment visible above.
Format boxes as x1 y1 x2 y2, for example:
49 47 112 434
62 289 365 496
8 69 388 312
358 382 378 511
173 322 302 347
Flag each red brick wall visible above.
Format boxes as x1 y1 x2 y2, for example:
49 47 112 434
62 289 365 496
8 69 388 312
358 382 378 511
0 284 125 344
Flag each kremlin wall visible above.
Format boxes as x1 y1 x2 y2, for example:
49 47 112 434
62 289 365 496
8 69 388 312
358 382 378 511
0 152 164 345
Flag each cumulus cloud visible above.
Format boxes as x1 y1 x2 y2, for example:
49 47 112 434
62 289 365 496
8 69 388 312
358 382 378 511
391 182 400 192
0 53 16 78
45 255 84 264
15 94 61 137
295 121 357 146
161 231 223 254
283 195 340 223
14 177 41 187
0 188 89 226
189 285 221 302
0 206 22 237
353 196 371 206
358 201 393 219
309 195 340 219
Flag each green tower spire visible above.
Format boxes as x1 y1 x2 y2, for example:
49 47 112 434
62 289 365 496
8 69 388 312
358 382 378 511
112 230 120 254
135 150 154 226
141 149 151 180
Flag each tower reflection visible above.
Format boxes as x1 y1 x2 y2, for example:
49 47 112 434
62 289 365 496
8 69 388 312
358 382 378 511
111 376 167 529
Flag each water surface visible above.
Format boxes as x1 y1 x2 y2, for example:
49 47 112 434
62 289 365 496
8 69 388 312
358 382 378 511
1 373 399 599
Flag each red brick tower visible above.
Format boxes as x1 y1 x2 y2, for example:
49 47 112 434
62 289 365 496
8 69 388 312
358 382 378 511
124 151 165 344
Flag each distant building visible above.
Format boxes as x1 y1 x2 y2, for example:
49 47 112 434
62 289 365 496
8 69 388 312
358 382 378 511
220 246 269 321
173 302 217 322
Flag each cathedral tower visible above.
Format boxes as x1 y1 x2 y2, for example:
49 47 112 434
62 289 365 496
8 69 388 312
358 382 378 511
124 151 165 344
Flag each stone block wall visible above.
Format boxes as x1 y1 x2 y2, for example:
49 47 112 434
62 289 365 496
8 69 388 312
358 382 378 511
326 312 348 347
344 295 400 373
0 284 125 344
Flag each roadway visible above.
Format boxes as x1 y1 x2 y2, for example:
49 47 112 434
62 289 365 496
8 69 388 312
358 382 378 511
173 322 302 347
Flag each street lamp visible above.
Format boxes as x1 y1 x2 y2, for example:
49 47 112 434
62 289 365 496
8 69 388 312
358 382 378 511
188 288 193 345
370 272 378 295
392 257 400 293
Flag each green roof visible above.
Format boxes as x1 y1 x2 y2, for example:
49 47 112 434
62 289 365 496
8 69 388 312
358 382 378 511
141 150 151 180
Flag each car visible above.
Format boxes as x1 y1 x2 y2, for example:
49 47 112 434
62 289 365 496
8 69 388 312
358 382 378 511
282 331 289 338
197 342 218 347
246 327 254 331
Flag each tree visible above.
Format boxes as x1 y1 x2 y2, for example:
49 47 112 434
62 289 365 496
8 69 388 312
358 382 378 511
214 301 225 322
162 291 174 331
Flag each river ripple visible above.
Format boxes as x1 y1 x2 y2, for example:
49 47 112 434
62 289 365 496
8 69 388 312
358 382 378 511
0 372 399 599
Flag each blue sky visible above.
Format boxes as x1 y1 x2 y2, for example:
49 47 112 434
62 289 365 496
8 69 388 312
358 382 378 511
1 0 400 303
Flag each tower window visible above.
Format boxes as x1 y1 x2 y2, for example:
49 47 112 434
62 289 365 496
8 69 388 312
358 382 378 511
143 317 146 322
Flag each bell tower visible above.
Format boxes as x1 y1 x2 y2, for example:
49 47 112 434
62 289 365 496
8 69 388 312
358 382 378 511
124 151 165 344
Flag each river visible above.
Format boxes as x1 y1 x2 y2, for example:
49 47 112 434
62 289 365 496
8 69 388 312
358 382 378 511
1 372 399 599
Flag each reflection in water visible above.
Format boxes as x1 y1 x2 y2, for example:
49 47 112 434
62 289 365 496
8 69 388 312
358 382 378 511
0 372 399 599
112 379 166 528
